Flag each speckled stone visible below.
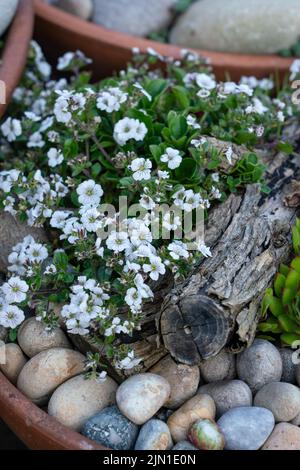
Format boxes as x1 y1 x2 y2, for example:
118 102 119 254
217 406 275 450
199 350 236 383
81 405 139 450
0 326 7 342
254 382 300 422
0 343 27 384
236 339 282 393
262 423 300 450
134 419 173 450
198 380 252 418
279 348 297 384
150 355 200 409
116 373 171 425
170 0 300 54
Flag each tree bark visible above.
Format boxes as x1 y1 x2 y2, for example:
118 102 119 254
71 123 300 381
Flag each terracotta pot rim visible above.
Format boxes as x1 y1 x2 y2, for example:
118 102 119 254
0 0 34 118
0 370 107 450
34 0 293 74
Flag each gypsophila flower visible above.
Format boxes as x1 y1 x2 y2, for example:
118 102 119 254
1 118 22 142
77 180 103 207
106 231 130 253
143 255 166 281
0 305 25 329
2 277 29 303
47 148 64 167
113 117 147 145
161 147 182 170
130 157 152 181
187 114 201 129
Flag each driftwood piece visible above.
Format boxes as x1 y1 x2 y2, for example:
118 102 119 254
0 212 48 272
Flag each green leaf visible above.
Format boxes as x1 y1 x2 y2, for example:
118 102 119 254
145 79 167 99
167 111 188 140
172 86 190 109
97 266 112 283
175 158 197 181
281 332 300 346
274 273 286 297
277 141 294 155
91 163 102 177
9 328 18 342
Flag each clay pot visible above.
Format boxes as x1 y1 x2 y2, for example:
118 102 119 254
0 0 34 118
34 0 293 82
0 371 106 450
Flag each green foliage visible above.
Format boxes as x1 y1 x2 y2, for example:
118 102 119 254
258 219 300 345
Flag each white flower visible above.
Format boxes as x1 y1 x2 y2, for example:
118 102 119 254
163 212 181 231
26 243 48 263
97 87 127 113
130 157 152 181
44 264 57 275
24 111 41 122
28 132 45 148
225 146 233 164
211 186 222 199
50 210 71 229
139 194 155 210
113 117 147 145
161 147 182 170
196 73 216 90
246 97 268 115
197 89 211 99
1 118 22 142
143 255 166 281
106 231 130 252
186 114 200 129
277 111 285 122
290 59 300 80
0 305 25 329
197 242 212 258
134 274 153 299
97 371 107 383
47 147 64 167
157 170 169 180
168 241 189 260
57 52 75 70
54 97 72 124
81 208 102 232
133 82 152 101
95 238 104 257
77 180 103 207
2 277 29 303
211 172 220 182
115 350 141 370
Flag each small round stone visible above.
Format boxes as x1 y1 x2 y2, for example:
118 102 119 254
254 382 300 422
188 419 225 450
48 374 118 430
150 355 200 409
54 0 93 20
17 317 71 358
17 348 85 405
294 364 300 387
116 373 171 425
199 350 236 383
198 380 252 418
262 423 300 450
0 343 27 384
236 339 282 393
134 419 173 450
279 348 297 384
172 441 198 451
217 406 275 450
167 394 216 443
0 326 7 342
81 405 139 450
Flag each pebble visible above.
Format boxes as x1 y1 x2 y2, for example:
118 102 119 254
134 419 173 450
172 440 198 451
170 0 300 55
279 348 297 384
81 405 139 450
217 406 275 450
92 0 177 37
236 339 282 393
0 343 27 384
199 350 236 383
167 394 216 443
254 382 300 422
291 411 300 426
54 0 93 20
198 380 252 418
150 355 200 409
17 348 85 405
188 419 225 450
48 374 118 431
116 373 171 425
294 364 300 387
0 326 7 342
0 0 18 37
262 423 300 450
17 317 71 358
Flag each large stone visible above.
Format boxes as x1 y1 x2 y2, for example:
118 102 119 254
236 339 282 393
0 326 7 342
254 382 300 422
0 212 47 272
0 343 27 384
116 373 171 425
150 355 200 409
199 350 236 383
92 0 177 38
17 348 85 405
262 423 300 450
198 380 252 418
279 348 297 384
188 419 225 450
167 394 216 443
54 0 93 20
81 405 139 450
17 317 71 358
0 0 18 37
134 419 173 450
48 374 118 431
217 406 275 450
170 0 300 55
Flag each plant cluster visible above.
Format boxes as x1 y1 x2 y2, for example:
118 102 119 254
0 41 298 375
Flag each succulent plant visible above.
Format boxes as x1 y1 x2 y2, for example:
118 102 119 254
258 218 300 346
